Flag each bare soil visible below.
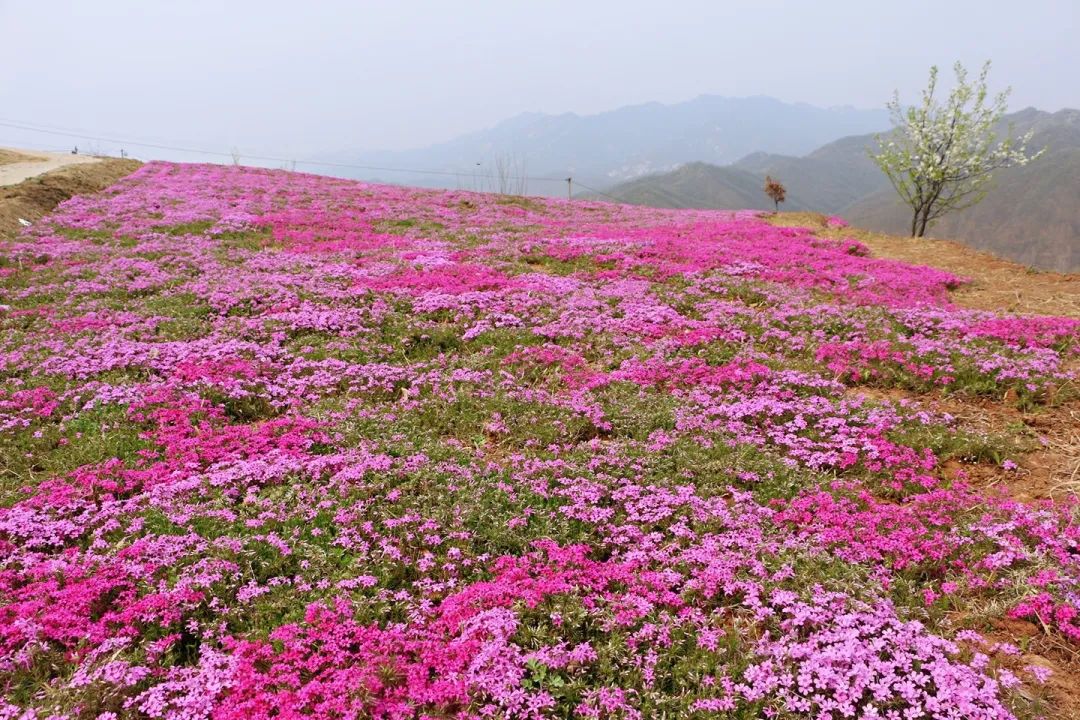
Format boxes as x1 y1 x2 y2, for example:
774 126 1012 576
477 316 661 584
0 157 142 240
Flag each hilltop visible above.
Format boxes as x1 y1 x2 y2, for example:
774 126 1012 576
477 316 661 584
1 163 1078 718
602 108 1080 271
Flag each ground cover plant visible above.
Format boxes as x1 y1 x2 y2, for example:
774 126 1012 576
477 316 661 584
1 162 1078 719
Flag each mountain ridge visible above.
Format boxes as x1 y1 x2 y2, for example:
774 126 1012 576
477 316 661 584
311 95 889 192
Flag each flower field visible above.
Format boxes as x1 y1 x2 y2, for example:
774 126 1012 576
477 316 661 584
2 162 1079 719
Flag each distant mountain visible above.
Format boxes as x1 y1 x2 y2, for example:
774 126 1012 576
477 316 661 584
603 108 1080 272
731 134 890 213
311 96 889 194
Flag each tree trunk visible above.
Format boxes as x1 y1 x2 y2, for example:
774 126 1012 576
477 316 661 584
910 210 920 237
917 208 931 237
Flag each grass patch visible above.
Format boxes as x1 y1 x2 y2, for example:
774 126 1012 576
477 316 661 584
152 220 215 236
0 404 150 501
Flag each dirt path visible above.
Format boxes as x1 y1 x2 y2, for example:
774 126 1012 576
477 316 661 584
0 147 104 188
0 153 141 239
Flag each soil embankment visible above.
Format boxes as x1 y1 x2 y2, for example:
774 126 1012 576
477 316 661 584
0 150 141 239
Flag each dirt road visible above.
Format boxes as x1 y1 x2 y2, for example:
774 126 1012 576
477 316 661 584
0 152 141 239
0 147 103 187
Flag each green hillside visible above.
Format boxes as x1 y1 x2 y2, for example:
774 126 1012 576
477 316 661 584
602 109 1080 271
597 162 799 210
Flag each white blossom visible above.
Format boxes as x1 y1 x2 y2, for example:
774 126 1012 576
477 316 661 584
871 61 1043 237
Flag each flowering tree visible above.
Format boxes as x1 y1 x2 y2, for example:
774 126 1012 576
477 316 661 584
872 61 1042 237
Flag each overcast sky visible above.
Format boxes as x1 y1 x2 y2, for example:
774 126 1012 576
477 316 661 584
1 0 1076 160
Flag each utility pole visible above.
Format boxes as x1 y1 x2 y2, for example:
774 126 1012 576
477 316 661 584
566 177 572 200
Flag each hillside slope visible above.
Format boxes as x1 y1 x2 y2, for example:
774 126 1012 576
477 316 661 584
592 161 806 211
1 165 1078 718
602 135 889 213
733 133 890 212
606 108 1080 271
0 157 142 239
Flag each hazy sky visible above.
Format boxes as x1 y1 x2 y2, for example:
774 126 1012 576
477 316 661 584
1 0 1076 159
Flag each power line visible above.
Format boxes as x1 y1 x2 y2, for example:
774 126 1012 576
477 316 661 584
571 179 623 203
0 118 578 185
0 118 255 161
